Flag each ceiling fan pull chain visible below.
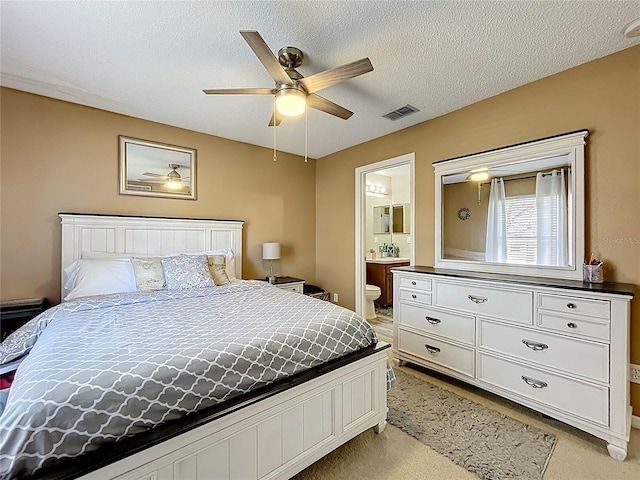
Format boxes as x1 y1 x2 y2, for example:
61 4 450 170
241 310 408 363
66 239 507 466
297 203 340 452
273 96 277 161
305 107 308 163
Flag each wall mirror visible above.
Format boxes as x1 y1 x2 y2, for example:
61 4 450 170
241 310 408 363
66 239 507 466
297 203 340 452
373 203 411 234
434 130 588 280
119 136 197 200
392 204 411 233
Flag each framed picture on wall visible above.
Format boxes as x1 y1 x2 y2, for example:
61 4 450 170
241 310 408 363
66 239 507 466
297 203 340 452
118 136 197 200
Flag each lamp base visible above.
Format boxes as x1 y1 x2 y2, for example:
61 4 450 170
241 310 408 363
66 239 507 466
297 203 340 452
268 276 278 284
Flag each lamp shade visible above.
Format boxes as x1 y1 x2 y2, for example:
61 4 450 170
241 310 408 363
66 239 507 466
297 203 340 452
262 242 281 260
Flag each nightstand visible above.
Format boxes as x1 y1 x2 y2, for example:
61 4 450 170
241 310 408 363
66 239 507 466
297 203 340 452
269 276 305 294
0 298 49 341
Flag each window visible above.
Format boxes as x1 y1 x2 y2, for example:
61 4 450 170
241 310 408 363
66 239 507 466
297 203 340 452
504 195 537 264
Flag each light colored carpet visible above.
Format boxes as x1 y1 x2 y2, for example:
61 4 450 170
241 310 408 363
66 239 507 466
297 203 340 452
294 362 640 480
388 369 556 479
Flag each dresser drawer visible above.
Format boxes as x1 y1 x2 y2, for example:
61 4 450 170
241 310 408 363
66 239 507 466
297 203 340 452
538 293 610 320
398 329 474 377
398 276 431 292
400 304 475 345
398 289 432 305
478 353 609 426
538 312 610 342
434 281 533 324
478 320 609 382
276 283 303 293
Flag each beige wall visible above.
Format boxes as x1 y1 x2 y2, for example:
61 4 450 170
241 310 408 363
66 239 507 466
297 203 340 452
316 46 640 411
0 88 317 303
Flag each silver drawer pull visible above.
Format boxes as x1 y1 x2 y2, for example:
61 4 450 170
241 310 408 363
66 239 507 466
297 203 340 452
411 294 417 299
411 281 417 286
468 294 488 304
425 316 441 325
424 344 441 355
566 302 577 309
521 376 548 389
567 322 577 329
522 339 549 351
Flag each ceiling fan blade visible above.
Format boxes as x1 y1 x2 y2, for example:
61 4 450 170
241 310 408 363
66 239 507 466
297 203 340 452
142 172 168 179
306 94 354 120
240 31 292 86
203 87 276 95
298 58 373 94
268 110 284 127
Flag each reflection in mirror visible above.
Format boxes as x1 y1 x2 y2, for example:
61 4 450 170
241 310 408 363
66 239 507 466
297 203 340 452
434 130 587 280
373 205 390 234
443 155 570 265
392 204 411 234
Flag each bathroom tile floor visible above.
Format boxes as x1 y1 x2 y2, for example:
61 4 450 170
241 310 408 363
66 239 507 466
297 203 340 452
368 308 393 339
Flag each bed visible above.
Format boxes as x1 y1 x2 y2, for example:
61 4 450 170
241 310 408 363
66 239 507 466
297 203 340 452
0 213 391 480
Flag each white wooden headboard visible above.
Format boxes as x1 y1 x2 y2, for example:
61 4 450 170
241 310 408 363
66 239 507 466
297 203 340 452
59 213 245 297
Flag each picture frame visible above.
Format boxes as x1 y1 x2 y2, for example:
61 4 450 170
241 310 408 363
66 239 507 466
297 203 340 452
118 136 197 200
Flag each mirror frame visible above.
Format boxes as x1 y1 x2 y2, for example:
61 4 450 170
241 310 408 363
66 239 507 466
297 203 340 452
118 136 197 200
434 130 588 280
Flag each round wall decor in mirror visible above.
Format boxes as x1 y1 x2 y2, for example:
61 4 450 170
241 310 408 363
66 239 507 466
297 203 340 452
457 207 471 220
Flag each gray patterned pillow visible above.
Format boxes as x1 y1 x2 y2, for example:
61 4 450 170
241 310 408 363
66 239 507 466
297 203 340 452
161 254 215 290
131 257 168 291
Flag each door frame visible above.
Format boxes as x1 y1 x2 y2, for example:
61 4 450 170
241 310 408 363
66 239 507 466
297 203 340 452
354 153 415 319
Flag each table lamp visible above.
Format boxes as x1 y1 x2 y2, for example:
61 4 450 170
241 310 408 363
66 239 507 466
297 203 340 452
262 242 280 284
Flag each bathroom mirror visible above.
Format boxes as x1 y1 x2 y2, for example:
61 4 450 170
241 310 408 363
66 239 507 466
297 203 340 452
392 204 411 233
434 130 587 280
373 205 391 234
373 204 411 234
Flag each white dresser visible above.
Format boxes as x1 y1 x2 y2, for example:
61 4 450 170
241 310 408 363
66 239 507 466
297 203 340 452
393 266 635 460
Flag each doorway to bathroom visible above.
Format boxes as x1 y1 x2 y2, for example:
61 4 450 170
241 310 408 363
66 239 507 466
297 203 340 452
355 153 415 340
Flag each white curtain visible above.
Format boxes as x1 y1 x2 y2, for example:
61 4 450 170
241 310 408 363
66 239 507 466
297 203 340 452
485 178 507 262
536 169 568 265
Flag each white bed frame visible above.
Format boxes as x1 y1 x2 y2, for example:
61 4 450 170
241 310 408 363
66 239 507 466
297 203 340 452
58 213 389 480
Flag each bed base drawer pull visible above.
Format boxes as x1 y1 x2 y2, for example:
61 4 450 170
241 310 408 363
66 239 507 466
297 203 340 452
425 316 441 325
411 294 417 299
411 281 417 285
468 294 488 304
522 339 549 351
424 344 441 355
566 302 577 309
521 375 548 389
567 322 577 328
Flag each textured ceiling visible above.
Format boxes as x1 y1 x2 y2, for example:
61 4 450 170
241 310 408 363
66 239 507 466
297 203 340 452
1 1 639 159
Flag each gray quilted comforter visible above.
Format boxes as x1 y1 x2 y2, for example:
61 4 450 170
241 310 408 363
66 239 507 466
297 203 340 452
0 280 384 479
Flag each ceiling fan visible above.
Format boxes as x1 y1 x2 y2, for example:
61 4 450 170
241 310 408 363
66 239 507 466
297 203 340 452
203 31 374 126
141 164 189 190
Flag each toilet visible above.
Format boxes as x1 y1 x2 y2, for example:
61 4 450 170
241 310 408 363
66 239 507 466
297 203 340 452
365 284 381 320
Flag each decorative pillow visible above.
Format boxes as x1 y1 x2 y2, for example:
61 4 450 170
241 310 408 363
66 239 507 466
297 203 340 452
183 249 237 281
130 257 168 291
207 254 230 285
161 254 215 290
64 259 137 301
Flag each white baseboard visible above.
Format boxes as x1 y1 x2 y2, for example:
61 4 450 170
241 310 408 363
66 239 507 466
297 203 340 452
632 415 640 429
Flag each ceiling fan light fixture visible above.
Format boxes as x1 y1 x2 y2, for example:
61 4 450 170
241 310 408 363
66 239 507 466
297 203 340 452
166 167 182 190
275 88 306 117
470 172 489 182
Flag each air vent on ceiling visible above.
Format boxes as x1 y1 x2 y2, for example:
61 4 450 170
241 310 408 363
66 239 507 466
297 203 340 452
382 104 420 121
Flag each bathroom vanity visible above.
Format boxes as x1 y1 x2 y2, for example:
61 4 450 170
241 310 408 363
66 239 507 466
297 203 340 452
366 259 410 307
392 266 635 460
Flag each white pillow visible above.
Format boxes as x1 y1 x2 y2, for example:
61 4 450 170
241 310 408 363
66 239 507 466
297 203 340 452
64 259 137 301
